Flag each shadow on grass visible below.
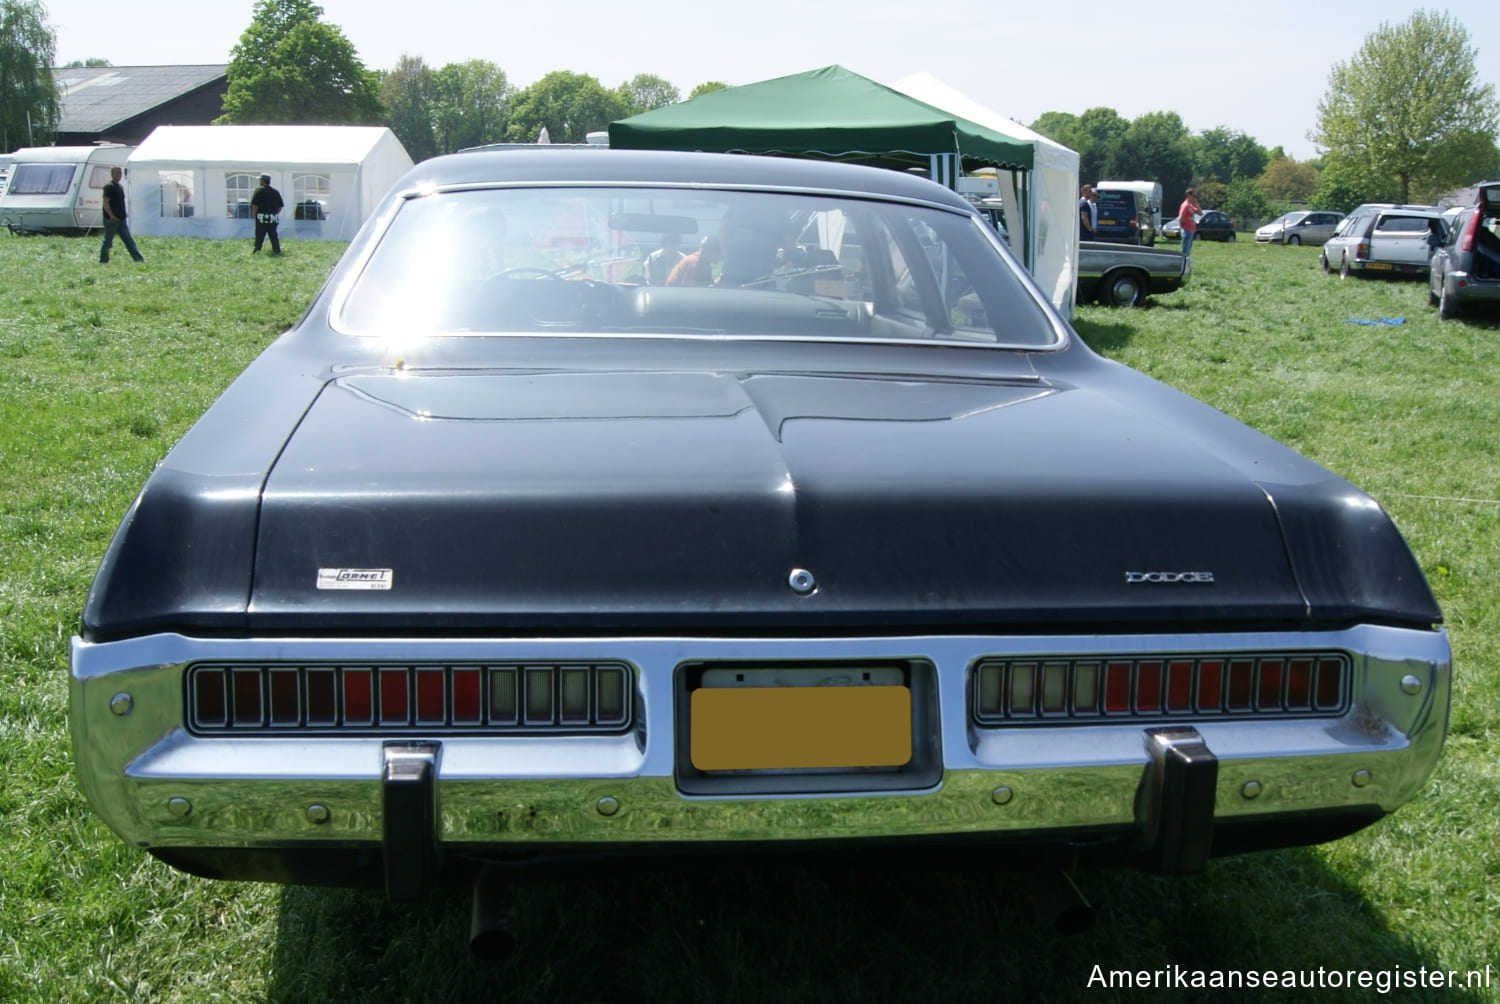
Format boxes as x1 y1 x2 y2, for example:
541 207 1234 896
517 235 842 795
268 846 1487 1004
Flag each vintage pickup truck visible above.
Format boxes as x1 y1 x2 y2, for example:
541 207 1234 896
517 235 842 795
1076 240 1191 306
973 202 1189 307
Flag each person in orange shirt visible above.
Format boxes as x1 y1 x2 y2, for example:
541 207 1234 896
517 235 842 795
666 235 721 286
1178 188 1202 260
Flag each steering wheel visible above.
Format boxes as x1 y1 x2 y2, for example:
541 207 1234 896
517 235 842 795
496 266 565 280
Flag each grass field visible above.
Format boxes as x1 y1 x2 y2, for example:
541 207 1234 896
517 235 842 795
1 232 1497 1003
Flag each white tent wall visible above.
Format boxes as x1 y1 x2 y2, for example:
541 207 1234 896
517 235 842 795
888 74 1080 319
126 125 413 242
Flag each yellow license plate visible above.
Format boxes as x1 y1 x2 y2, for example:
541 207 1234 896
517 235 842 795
690 684 911 771
1366 262 1392 270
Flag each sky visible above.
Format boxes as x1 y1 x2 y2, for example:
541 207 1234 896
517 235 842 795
42 0 1500 162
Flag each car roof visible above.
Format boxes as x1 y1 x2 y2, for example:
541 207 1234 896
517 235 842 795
393 148 977 213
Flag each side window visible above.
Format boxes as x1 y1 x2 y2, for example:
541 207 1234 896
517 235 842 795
87 165 114 189
292 173 330 221
225 173 255 218
160 170 194 217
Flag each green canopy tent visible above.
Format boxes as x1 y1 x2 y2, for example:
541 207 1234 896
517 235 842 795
608 65 1072 311
609 65 1032 179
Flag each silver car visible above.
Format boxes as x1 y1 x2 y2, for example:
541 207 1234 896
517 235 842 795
1255 211 1344 246
1428 182 1500 319
1321 204 1446 279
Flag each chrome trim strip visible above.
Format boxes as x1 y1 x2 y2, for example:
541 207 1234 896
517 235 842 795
71 626 1449 851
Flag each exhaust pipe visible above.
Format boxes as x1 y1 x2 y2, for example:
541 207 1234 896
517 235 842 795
1029 870 1095 935
469 877 517 960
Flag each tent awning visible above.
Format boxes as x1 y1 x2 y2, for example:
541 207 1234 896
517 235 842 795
608 65 1033 173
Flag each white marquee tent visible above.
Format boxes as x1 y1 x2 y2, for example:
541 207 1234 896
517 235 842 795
888 73 1080 315
126 125 413 241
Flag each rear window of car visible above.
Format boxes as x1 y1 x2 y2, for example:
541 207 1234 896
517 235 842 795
335 186 1057 348
1374 216 1436 233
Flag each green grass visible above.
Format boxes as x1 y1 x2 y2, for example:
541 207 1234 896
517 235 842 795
1 234 1497 1002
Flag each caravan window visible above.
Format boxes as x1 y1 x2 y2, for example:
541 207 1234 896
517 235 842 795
87 165 114 189
8 164 78 195
226 173 255 219
160 171 194 217
293 174 330 221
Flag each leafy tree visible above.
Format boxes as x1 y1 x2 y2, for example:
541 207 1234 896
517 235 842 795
1113 111 1193 207
1310 153 1387 213
1258 156 1320 204
0 0 60 149
1195 127 1268 183
1192 179 1226 210
63 57 111 67
1220 177 1271 222
218 0 383 125
688 81 728 100
617 73 678 116
1313 9 1498 203
429 59 509 153
380 53 436 161
505 71 626 144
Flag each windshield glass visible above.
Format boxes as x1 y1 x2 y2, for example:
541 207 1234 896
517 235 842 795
335 186 1056 348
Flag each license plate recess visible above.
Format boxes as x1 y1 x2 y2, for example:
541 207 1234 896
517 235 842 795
675 662 940 796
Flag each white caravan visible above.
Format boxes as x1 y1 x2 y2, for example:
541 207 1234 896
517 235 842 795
1096 180 1164 246
0 144 134 233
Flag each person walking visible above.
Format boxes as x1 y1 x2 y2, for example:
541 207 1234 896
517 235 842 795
1178 188 1202 261
250 174 285 255
99 166 144 264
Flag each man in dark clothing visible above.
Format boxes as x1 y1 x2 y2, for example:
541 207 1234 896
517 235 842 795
250 174 284 255
99 166 144 264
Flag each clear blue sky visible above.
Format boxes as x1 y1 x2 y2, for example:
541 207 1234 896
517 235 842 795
44 0 1500 162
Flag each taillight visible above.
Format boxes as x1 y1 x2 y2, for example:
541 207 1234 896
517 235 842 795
1460 211 1480 253
188 662 633 733
1356 241 1370 261
973 653 1348 723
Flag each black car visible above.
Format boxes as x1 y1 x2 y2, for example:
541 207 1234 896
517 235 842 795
71 150 1449 928
1194 210 1237 242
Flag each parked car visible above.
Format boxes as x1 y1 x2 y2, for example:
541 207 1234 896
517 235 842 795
1159 216 1181 241
1255 211 1344 246
71 150 1449 930
1321 204 1446 279
1193 210 1237 242
1428 181 1500 319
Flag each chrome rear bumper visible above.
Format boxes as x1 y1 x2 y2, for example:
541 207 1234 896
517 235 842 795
72 626 1450 888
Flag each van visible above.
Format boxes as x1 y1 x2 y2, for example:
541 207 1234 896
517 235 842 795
1091 189 1144 245
1096 181 1162 245
0 144 134 234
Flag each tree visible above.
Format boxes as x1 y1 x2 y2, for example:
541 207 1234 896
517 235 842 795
1220 177 1271 222
429 59 508 153
505 71 627 144
688 81 728 100
218 0 383 125
63 57 111 67
381 53 436 161
617 73 678 116
1313 10 1498 203
1113 111 1193 207
0 0 60 149
1195 127 1268 183
1258 156 1320 204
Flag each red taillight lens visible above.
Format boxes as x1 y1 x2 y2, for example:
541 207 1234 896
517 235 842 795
972 653 1349 724
1460 211 1480 253
188 663 633 733
1356 241 1370 260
